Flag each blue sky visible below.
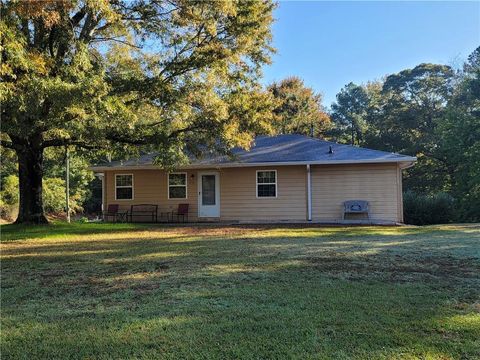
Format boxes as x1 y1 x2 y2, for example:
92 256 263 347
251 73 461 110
262 1 480 107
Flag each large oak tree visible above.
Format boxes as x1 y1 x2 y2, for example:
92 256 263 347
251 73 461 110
0 0 276 224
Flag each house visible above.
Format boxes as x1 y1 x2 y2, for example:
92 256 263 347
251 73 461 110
89 134 416 224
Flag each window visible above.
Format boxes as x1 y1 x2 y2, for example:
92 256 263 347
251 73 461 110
256 170 277 198
115 174 133 200
168 173 187 199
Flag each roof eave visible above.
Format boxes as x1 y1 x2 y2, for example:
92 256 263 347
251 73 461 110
89 157 417 172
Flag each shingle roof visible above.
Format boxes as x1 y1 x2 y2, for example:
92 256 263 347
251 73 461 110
90 134 416 170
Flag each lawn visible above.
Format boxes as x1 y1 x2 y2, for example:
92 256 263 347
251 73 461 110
1 223 479 359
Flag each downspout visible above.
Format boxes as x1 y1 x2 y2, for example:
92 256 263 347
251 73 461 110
101 173 105 213
307 164 312 221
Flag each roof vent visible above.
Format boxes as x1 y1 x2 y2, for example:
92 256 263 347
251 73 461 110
328 145 334 154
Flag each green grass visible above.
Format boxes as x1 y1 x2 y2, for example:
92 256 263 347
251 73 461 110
1 223 479 359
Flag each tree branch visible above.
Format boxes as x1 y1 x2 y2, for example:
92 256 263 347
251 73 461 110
168 125 206 139
41 138 100 149
71 7 87 27
90 37 141 48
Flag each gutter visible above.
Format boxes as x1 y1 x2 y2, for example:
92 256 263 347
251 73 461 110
89 157 418 172
399 161 416 170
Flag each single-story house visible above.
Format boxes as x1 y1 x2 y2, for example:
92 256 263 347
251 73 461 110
89 134 416 224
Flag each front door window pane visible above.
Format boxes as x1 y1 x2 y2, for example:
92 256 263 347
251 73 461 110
202 175 215 205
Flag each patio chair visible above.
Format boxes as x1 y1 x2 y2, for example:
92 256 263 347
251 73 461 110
102 204 119 222
171 203 189 223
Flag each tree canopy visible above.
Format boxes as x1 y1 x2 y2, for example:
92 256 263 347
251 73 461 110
267 77 331 137
0 0 276 223
329 82 369 145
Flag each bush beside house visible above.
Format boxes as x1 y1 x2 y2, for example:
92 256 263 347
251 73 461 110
403 191 455 225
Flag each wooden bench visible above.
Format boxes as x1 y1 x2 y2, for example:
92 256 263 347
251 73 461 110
130 204 158 222
343 200 370 220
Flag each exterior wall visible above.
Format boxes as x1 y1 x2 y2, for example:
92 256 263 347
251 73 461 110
219 166 307 221
103 163 403 223
104 166 307 222
311 163 401 222
105 169 200 221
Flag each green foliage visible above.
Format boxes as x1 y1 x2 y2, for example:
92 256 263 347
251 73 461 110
367 64 455 193
43 147 95 210
268 77 331 137
0 147 97 220
0 175 18 206
434 47 480 222
0 175 83 218
0 175 19 220
403 191 455 225
42 178 66 214
1 0 276 159
329 82 370 145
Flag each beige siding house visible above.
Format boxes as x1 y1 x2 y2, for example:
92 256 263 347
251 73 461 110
90 135 415 224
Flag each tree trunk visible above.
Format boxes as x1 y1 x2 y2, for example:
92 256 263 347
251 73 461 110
14 143 49 224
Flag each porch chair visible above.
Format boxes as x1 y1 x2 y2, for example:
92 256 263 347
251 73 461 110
171 203 189 223
102 204 119 222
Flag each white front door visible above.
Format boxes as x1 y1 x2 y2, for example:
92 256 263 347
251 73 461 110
198 172 220 217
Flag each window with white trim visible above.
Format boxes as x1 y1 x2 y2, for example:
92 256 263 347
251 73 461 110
168 173 187 199
256 170 277 198
115 174 133 200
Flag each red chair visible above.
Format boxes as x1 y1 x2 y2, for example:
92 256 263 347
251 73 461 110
102 204 119 222
172 204 189 223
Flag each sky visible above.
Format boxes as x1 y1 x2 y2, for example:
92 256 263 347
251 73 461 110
262 1 480 107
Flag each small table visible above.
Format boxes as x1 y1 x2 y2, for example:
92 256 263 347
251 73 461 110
116 211 129 222
159 212 171 223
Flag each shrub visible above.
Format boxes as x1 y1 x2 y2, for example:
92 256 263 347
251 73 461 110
43 178 67 214
0 175 19 220
403 191 455 225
